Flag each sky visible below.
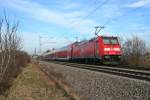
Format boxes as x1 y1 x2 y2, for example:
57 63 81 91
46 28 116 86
0 0 150 54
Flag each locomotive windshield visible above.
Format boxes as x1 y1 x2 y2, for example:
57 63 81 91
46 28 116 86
103 37 118 44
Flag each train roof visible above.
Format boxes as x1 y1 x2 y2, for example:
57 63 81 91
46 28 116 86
101 36 118 38
43 35 119 56
72 36 118 45
42 50 56 56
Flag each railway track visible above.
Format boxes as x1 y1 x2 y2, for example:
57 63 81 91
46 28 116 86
43 61 150 82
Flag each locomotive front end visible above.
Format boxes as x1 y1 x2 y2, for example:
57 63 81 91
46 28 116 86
101 36 122 64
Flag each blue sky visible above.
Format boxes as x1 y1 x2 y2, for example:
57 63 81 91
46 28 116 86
0 0 150 54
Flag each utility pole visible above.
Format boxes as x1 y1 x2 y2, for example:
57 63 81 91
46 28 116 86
94 26 105 36
34 48 37 55
75 35 78 42
75 36 78 42
39 36 42 54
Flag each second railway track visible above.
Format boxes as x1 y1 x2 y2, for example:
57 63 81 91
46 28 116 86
43 61 150 82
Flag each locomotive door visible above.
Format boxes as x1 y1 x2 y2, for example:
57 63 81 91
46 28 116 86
69 45 73 60
95 40 99 58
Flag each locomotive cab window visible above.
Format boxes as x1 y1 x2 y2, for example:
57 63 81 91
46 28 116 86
103 38 110 44
103 37 118 44
111 38 118 44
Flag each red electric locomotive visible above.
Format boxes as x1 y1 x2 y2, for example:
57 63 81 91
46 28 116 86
44 36 122 64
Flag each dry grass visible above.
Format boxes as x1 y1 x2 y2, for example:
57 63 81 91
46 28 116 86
0 51 31 94
38 62 82 100
0 61 79 100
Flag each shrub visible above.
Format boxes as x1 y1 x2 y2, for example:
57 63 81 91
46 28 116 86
122 36 146 66
0 14 30 94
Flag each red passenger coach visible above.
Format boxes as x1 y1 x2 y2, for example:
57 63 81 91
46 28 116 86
55 46 68 60
44 36 122 64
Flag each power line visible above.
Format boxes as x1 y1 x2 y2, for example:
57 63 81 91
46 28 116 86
70 0 109 41
54 0 109 44
93 0 99 5
104 6 145 26
72 0 109 27
84 0 109 19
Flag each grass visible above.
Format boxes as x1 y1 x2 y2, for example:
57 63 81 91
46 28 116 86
0 61 79 100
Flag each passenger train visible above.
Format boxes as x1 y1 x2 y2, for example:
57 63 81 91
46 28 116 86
43 36 122 64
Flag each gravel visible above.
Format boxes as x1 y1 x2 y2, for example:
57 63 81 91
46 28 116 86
40 61 150 100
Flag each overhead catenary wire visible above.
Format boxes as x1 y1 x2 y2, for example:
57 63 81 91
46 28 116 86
71 0 110 41
84 0 109 19
72 0 110 27
46 0 123 48
41 0 110 53
104 5 145 26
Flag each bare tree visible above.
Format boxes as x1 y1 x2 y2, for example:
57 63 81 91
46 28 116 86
146 43 150 52
0 14 21 83
122 36 146 66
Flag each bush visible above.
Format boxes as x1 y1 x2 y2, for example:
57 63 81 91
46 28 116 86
0 14 30 94
0 51 30 94
122 36 146 66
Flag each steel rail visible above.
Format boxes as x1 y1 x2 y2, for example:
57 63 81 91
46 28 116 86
43 61 150 82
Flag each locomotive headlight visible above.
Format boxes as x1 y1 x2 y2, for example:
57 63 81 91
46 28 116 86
114 48 120 51
104 48 110 51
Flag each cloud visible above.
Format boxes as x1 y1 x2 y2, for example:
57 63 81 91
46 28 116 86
60 1 81 10
0 0 127 34
1 0 149 54
100 3 123 19
1 0 97 34
128 0 150 8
